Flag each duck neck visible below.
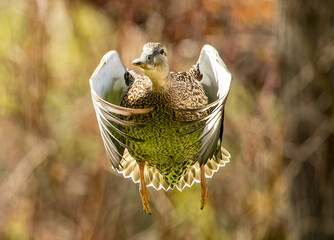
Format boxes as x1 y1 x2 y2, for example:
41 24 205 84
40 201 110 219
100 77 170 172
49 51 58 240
144 68 171 92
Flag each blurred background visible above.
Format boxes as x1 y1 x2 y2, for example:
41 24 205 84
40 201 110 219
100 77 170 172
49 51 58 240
0 0 333 239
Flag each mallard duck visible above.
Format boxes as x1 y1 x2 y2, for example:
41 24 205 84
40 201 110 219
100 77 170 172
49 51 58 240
90 43 232 214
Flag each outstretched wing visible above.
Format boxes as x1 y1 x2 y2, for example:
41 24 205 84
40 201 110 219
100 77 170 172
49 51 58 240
195 45 232 165
89 51 151 169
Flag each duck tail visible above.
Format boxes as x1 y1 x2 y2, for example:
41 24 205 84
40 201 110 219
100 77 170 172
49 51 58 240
175 146 231 191
113 146 230 192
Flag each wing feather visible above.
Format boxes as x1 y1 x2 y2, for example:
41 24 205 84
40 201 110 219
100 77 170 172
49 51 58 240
90 51 152 169
196 45 232 165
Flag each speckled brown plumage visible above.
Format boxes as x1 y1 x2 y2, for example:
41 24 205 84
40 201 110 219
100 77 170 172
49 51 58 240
122 64 207 115
120 64 208 186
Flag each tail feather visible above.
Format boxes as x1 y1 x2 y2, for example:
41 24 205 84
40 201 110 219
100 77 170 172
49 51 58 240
113 147 231 191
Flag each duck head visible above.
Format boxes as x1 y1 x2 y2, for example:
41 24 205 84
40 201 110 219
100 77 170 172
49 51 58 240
132 42 170 90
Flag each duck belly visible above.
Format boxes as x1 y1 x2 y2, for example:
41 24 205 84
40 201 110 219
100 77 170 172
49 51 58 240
123 110 204 186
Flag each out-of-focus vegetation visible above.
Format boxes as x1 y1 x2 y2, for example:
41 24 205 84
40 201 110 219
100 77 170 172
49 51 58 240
0 0 332 239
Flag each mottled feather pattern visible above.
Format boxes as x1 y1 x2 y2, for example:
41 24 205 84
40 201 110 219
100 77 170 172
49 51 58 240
120 65 209 186
122 64 207 110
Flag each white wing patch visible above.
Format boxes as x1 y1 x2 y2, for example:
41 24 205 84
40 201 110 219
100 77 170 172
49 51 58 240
195 45 232 164
90 51 152 169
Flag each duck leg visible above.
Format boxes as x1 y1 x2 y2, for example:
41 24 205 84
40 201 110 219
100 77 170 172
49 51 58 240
200 164 208 210
138 161 151 214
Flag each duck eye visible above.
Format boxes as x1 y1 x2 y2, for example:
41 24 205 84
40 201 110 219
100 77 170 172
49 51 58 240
147 56 151 60
160 49 165 55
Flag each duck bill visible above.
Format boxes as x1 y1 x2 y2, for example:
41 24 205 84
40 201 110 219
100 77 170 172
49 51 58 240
132 58 149 70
